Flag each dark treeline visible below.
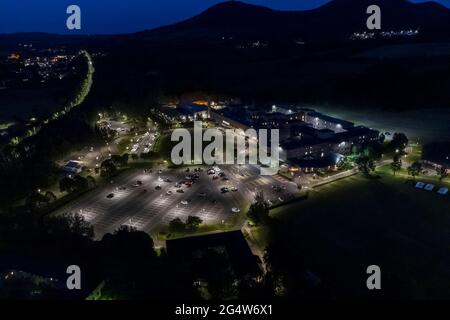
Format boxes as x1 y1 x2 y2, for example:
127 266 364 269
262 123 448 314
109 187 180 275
0 114 98 206
0 209 270 300
0 210 193 299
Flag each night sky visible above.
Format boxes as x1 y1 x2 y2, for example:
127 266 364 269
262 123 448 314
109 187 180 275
1 0 449 34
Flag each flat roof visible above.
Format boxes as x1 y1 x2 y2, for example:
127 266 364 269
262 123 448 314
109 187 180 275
289 153 345 168
307 111 354 128
179 104 208 114
64 160 82 168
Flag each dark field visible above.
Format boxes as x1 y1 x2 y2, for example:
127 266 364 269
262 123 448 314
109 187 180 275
271 172 450 299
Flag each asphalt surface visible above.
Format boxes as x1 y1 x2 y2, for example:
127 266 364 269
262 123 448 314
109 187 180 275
54 164 298 239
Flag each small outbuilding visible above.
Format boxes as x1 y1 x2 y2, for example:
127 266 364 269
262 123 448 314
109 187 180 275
62 160 83 174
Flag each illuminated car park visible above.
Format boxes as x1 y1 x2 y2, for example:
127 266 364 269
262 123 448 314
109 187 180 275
53 164 299 239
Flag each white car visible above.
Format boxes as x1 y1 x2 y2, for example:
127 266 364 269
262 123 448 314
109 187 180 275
181 200 189 205
166 190 173 195
231 207 240 214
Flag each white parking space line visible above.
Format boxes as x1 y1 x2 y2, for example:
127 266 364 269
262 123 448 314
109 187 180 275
53 164 300 239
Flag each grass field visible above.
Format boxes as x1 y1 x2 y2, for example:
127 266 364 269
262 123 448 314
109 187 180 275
270 171 450 299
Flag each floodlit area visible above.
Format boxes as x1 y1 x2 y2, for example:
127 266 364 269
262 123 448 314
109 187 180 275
53 164 298 239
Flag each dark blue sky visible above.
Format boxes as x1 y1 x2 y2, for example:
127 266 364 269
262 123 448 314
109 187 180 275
1 0 449 34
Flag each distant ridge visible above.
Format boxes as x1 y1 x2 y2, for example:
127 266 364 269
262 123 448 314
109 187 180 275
142 0 450 42
2 0 450 44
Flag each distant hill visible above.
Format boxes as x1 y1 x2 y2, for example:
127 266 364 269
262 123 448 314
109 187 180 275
2 0 450 46
134 0 450 43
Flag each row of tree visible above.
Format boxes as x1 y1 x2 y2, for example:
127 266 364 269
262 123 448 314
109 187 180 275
168 216 203 234
100 154 129 177
60 175 96 194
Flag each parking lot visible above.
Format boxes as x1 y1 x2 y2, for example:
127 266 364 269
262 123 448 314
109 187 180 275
54 164 299 239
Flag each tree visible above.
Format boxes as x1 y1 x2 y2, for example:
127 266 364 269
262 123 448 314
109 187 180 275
121 153 129 166
247 191 269 226
86 175 96 188
50 212 94 239
389 133 409 153
351 144 362 155
378 133 386 144
101 159 117 177
193 248 238 299
168 218 185 233
73 175 89 190
44 191 57 204
390 155 402 176
111 154 129 168
263 228 310 298
25 191 49 209
59 176 77 193
185 216 202 232
437 167 448 182
98 225 160 299
355 155 375 175
364 143 382 161
407 161 422 181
